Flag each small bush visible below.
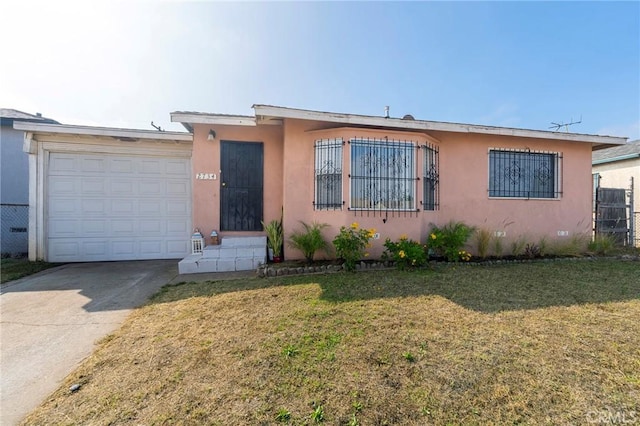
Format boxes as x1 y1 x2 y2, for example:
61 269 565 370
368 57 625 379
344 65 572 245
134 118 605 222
333 223 375 271
383 234 427 270
524 243 541 259
288 221 330 263
549 235 589 257
588 234 617 256
428 221 475 262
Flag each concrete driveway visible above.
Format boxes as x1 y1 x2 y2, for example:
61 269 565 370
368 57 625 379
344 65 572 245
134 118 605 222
0 260 178 426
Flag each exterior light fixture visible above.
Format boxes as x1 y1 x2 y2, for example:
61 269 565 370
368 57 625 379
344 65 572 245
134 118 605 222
208 129 216 141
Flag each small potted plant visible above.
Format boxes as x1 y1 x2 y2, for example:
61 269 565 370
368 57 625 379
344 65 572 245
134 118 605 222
262 218 284 262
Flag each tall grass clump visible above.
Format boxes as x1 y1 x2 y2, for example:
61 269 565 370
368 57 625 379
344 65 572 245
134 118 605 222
474 228 492 259
288 221 330 263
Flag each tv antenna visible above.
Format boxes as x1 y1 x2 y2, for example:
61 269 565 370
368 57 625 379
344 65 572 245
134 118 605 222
150 121 164 132
549 115 582 132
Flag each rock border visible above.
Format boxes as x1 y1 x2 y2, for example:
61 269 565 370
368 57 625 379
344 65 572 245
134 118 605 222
256 254 639 278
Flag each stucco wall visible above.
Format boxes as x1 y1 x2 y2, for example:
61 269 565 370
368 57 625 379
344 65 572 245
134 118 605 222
191 119 597 260
281 120 594 259
190 123 284 237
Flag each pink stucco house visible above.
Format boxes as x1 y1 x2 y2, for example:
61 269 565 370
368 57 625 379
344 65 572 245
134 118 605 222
16 105 626 271
171 105 625 272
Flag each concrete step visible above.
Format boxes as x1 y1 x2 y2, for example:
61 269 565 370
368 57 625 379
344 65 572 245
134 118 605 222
178 236 267 274
220 236 266 247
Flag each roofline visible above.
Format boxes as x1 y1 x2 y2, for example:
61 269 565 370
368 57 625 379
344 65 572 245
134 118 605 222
13 121 192 142
252 104 627 146
170 112 257 128
592 153 640 165
1 117 59 126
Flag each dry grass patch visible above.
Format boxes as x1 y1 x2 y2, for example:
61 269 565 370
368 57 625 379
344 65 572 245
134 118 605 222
22 260 640 425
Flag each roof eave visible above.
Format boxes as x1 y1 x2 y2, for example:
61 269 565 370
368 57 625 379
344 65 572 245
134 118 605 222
252 104 627 146
170 111 257 127
592 153 640 165
13 122 193 142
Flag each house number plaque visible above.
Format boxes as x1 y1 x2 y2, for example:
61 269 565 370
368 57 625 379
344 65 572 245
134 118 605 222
196 173 217 180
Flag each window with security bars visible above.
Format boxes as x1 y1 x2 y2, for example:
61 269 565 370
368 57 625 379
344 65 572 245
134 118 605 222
314 139 343 210
350 138 416 211
489 149 562 199
423 144 439 210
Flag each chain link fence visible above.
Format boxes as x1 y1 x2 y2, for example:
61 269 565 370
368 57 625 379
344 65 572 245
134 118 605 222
1 204 28 257
635 212 640 248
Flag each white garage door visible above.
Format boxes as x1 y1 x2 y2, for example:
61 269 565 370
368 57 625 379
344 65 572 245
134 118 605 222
47 152 191 262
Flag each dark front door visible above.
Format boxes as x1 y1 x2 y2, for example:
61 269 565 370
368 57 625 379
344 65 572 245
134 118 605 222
220 141 264 231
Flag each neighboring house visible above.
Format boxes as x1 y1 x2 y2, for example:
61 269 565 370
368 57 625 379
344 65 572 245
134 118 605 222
592 139 640 246
1 109 58 256
592 139 639 211
16 105 626 270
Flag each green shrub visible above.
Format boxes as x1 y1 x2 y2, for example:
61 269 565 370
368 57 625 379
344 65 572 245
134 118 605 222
549 235 589 257
428 221 475 262
333 222 375 271
588 234 617 256
288 221 330 263
383 234 427 270
262 218 283 257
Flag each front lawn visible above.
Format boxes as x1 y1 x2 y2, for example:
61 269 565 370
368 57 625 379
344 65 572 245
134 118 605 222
23 260 640 425
0 258 61 284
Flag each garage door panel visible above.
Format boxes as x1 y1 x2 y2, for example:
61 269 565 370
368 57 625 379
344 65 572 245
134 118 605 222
111 199 135 215
81 179 107 195
139 200 162 215
50 198 78 214
49 155 78 174
167 200 188 215
111 180 136 196
110 158 135 174
82 199 107 215
167 240 189 256
47 153 191 262
139 180 162 196
82 220 107 235
167 180 189 195
112 240 136 257
83 241 108 256
48 241 80 260
167 220 189 234
49 219 79 237
166 160 188 175
140 240 162 255
49 177 78 194
82 157 107 173
140 159 163 174
140 220 162 234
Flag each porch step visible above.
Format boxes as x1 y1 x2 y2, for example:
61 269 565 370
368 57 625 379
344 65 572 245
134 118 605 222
178 236 267 274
